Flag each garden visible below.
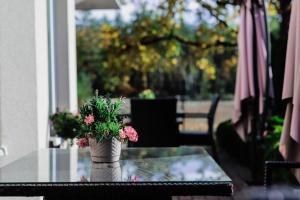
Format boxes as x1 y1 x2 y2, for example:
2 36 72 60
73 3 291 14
53 0 298 195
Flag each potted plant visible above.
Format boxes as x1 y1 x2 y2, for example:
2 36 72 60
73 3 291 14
76 94 138 163
50 111 81 147
138 89 155 99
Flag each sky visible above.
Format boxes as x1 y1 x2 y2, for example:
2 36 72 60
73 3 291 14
75 0 231 26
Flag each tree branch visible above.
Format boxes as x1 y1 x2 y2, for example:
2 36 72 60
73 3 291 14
216 0 241 6
115 33 237 55
140 34 236 48
201 2 229 28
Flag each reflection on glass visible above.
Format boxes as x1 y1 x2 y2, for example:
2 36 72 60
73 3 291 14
90 162 121 182
0 147 231 183
76 147 231 182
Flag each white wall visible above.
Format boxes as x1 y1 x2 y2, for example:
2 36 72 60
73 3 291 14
0 0 49 159
0 1 50 198
0 0 78 199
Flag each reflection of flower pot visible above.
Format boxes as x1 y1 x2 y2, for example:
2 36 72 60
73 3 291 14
89 137 121 163
90 162 121 182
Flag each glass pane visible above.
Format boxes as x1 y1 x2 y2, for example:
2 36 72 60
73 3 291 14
0 147 231 183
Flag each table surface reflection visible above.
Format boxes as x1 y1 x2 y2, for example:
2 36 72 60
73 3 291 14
0 147 232 197
0 146 231 183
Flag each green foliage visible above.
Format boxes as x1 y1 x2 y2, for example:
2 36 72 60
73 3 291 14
50 112 80 139
78 94 125 142
216 120 250 166
138 89 156 99
76 0 239 98
264 115 284 160
216 117 284 166
76 0 291 101
216 117 295 184
263 115 297 184
77 72 93 105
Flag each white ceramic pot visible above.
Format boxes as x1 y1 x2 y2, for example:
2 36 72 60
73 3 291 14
88 137 121 163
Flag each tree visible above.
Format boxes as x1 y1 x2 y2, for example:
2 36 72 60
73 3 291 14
76 0 290 103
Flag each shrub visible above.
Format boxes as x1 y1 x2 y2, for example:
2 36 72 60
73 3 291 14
138 89 156 99
216 120 250 166
50 111 80 139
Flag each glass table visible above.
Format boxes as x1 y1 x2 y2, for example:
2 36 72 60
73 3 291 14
0 146 232 199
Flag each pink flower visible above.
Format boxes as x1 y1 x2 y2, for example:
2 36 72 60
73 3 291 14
77 138 89 148
130 175 139 182
84 114 94 125
119 129 126 139
130 134 138 142
124 126 138 142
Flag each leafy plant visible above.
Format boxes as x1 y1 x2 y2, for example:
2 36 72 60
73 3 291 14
264 116 284 160
263 115 297 184
216 117 285 162
216 120 250 166
216 117 296 183
138 89 156 99
77 93 138 144
50 112 80 139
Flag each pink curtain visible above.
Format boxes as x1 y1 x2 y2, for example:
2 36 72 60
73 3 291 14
280 0 300 181
233 0 273 141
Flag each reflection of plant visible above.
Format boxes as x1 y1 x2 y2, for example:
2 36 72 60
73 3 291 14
50 111 81 139
138 89 156 99
76 94 138 146
129 175 140 182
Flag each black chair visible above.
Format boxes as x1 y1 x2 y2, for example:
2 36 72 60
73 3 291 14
178 95 220 159
130 98 179 147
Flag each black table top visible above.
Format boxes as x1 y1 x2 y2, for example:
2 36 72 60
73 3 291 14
0 146 232 197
